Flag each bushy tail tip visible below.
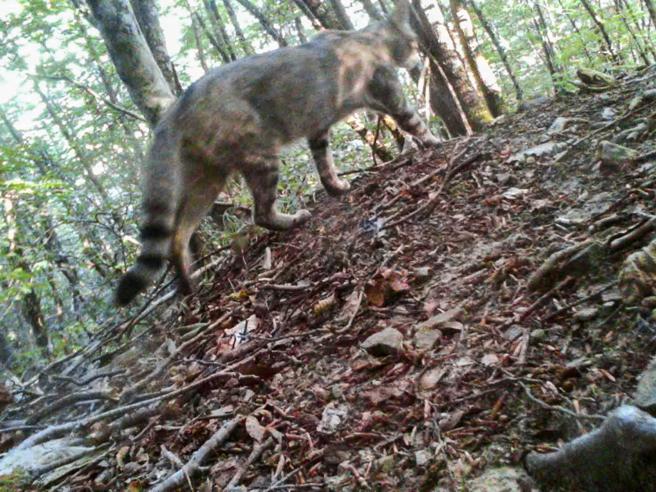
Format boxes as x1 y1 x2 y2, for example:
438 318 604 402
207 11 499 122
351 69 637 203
115 271 148 306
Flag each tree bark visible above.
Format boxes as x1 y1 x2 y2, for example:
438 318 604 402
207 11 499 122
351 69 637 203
526 405 656 491
204 0 238 61
411 0 490 133
129 0 182 94
449 0 503 116
467 0 523 103
222 0 254 55
642 0 656 29
194 10 232 63
294 16 308 43
357 0 383 20
190 13 210 72
295 0 349 30
528 1 561 91
33 83 111 204
578 0 619 63
329 0 354 30
234 0 288 46
3 194 49 356
86 0 176 126
622 0 656 58
613 0 651 64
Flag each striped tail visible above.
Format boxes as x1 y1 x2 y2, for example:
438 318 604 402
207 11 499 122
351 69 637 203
115 126 181 306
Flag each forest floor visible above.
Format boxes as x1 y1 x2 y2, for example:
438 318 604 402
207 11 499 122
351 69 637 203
3 66 656 491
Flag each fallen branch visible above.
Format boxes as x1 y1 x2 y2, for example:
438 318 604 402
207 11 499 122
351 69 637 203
150 417 242 492
554 102 655 163
527 240 594 292
226 436 275 489
526 405 656 490
608 217 656 250
383 152 482 230
542 281 618 322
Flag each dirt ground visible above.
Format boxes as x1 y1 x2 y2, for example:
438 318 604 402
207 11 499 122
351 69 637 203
3 66 656 491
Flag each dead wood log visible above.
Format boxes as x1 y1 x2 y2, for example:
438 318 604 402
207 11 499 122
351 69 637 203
526 405 656 491
150 417 242 492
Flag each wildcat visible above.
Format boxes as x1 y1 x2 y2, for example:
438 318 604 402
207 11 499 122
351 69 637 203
116 0 438 305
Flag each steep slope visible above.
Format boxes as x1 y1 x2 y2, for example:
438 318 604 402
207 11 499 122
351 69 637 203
2 66 656 491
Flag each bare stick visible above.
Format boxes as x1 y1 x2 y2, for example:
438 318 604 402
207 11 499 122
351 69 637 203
226 436 275 489
526 405 656 489
151 417 242 492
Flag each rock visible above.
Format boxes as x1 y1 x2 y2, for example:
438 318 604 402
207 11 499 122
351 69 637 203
376 454 395 473
574 307 599 321
317 402 349 434
633 357 656 413
596 140 638 172
629 88 656 110
495 172 517 186
361 328 403 356
508 141 564 163
504 325 524 341
468 466 537 492
601 107 616 120
531 328 547 341
613 121 649 143
0 438 94 476
619 238 656 305
414 307 462 332
414 326 441 351
415 449 432 467
547 116 570 134
502 187 528 200
547 116 587 135
412 266 431 282
518 95 550 111
418 367 446 391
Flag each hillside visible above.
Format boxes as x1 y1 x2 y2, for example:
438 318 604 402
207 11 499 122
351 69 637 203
2 66 656 491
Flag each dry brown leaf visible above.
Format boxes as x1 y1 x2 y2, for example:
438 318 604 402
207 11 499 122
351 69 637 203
245 415 265 442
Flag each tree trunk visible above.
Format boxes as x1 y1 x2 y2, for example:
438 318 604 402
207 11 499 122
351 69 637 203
294 16 308 43
86 0 176 126
234 0 288 46
529 1 561 91
194 10 232 63
295 0 348 30
346 114 394 162
357 0 383 20
129 0 182 94
613 0 651 64
554 0 595 63
204 0 238 61
578 0 619 63
222 0 254 55
411 0 490 132
0 330 13 367
622 0 656 58
467 0 523 103
329 0 354 30
642 0 656 28
33 83 111 204
190 13 210 72
3 194 49 356
449 0 503 116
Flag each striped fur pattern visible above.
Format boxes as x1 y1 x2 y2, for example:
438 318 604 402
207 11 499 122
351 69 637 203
115 0 438 305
